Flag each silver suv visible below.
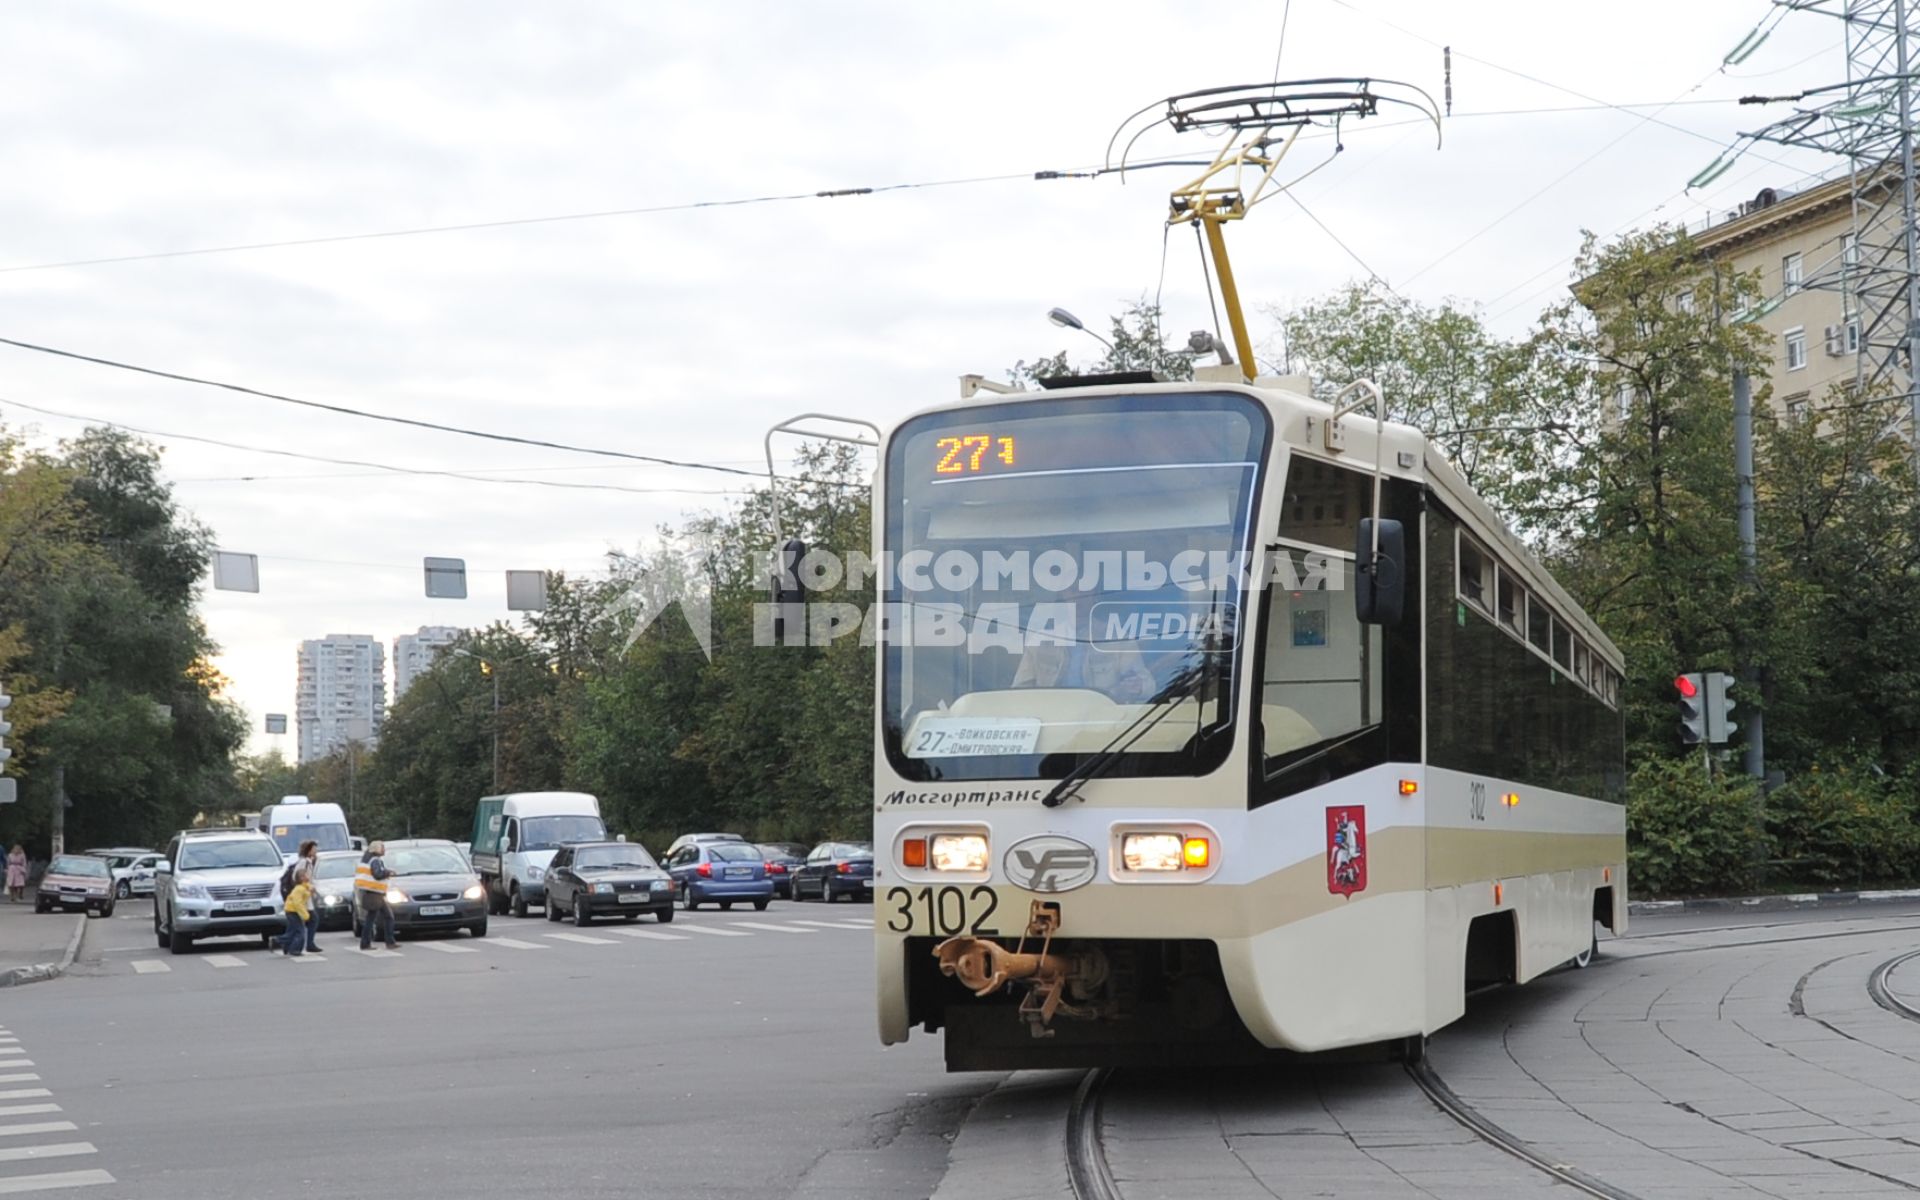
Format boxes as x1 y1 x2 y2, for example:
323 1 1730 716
153 829 288 954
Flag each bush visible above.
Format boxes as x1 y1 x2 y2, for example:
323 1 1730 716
1627 757 1764 897
1763 756 1920 889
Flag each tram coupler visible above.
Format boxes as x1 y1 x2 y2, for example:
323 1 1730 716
932 900 1111 1038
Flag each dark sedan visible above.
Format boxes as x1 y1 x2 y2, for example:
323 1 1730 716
544 841 676 926
354 841 488 940
757 842 807 899
792 842 874 903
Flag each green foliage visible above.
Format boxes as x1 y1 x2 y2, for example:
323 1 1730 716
1626 758 1763 897
1763 755 1920 889
1010 301 1195 386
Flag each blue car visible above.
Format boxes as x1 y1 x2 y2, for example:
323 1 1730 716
666 841 774 912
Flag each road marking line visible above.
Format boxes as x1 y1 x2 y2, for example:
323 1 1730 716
129 960 170 975
352 948 403 957
676 924 751 937
786 919 864 929
202 955 246 969
730 921 817 934
0 1167 115 1193
0 1123 75 1139
0 1143 94 1164
0 1092 50 1103
830 920 875 929
544 932 617 946
0 1106 61 1119
486 938 548 950
0 1077 39 1086
288 955 327 964
0 1063 33 1072
0 1040 18 1046
413 942 478 954
605 927 687 941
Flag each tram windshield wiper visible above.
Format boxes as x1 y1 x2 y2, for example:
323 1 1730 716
1039 662 1209 809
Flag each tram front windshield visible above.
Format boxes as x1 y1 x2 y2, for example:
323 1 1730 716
882 392 1269 782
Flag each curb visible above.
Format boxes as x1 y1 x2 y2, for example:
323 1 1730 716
1631 887 1920 916
930 1070 1079 1200
0 912 89 988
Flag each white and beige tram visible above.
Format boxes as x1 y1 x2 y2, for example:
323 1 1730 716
869 371 1627 1071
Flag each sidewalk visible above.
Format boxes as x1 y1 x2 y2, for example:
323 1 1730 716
0 892 86 984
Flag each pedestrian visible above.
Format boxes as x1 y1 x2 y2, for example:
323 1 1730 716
291 839 323 954
355 839 398 950
5 845 25 902
276 870 313 958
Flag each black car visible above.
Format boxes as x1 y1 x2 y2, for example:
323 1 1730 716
792 841 874 903
544 841 676 926
756 842 808 900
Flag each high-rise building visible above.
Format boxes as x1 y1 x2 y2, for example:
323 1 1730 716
393 625 461 701
296 634 387 763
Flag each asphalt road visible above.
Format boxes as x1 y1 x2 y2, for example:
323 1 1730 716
0 898 993 1200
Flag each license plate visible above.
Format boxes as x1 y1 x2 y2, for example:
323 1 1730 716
725 867 750 879
862 879 874 888
619 893 647 904
222 900 261 911
419 904 455 917
879 885 1008 937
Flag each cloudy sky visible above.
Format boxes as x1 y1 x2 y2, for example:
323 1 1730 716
0 0 1835 752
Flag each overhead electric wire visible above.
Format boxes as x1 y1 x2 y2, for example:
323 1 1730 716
0 396 761 498
0 334 833 483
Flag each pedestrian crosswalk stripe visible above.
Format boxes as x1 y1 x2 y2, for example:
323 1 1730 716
0 1077 39 1086
129 961 170 975
0 1142 94 1164
414 941 478 954
289 954 326 963
352 948 403 957
677 924 752 937
202 955 246 969
0 1122 75 1139
0 1063 33 1072
605 928 686 942
487 938 548 950
0 1091 51 1102
0 1105 62 1119
830 920 874 929
787 920 864 930
730 922 816 934
545 932 618 946
0 1167 115 1193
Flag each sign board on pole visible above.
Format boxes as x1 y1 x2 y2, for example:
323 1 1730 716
506 570 549 612
0 778 15 805
265 713 288 735
424 557 468 599
213 551 260 592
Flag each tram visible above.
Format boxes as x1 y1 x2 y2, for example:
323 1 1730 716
819 81 1626 1070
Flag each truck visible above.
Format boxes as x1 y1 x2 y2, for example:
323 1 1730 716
469 791 606 918
256 796 352 864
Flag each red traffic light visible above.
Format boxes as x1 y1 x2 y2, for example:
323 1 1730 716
1674 674 1698 698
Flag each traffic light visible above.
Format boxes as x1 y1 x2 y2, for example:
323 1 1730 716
1704 671 1736 744
1675 672 1706 745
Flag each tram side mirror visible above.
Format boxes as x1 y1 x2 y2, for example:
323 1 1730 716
1354 518 1406 626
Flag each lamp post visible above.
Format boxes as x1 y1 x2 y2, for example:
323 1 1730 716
452 649 503 790
1047 307 1114 353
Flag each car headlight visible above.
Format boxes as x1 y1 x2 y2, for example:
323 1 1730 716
322 892 346 906
462 884 484 900
175 880 210 899
928 834 989 873
651 880 669 891
526 866 544 880
386 887 412 904
592 883 614 895
1121 833 1212 872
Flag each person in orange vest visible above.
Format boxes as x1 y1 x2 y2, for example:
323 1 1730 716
355 840 398 950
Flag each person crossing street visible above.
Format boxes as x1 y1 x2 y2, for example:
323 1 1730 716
355 840 398 950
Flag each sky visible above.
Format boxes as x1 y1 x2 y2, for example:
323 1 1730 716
0 0 1840 753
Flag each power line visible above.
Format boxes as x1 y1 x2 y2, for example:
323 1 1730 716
1285 191 1395 293
0 396 759 498
0 334 780 480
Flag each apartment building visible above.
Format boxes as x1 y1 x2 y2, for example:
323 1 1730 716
393 625 461 701
295 634 387 763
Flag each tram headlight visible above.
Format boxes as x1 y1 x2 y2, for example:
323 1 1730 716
929 834 989 872
1122 833 1184 872
1121 833 1213 872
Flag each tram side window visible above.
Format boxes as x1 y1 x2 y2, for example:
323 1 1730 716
1260 549 1383 761
1459 536 1492 612
1525 591 1550 654
1496 570 1523 635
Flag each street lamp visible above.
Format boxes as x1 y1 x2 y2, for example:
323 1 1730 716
1047 306 1113 352
451 647 556 791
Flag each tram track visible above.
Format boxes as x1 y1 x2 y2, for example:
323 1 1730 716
1064 1052 1649 1200
1866 948 1920 1022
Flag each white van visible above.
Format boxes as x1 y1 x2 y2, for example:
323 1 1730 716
468 792 606 918
257 795 353 863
